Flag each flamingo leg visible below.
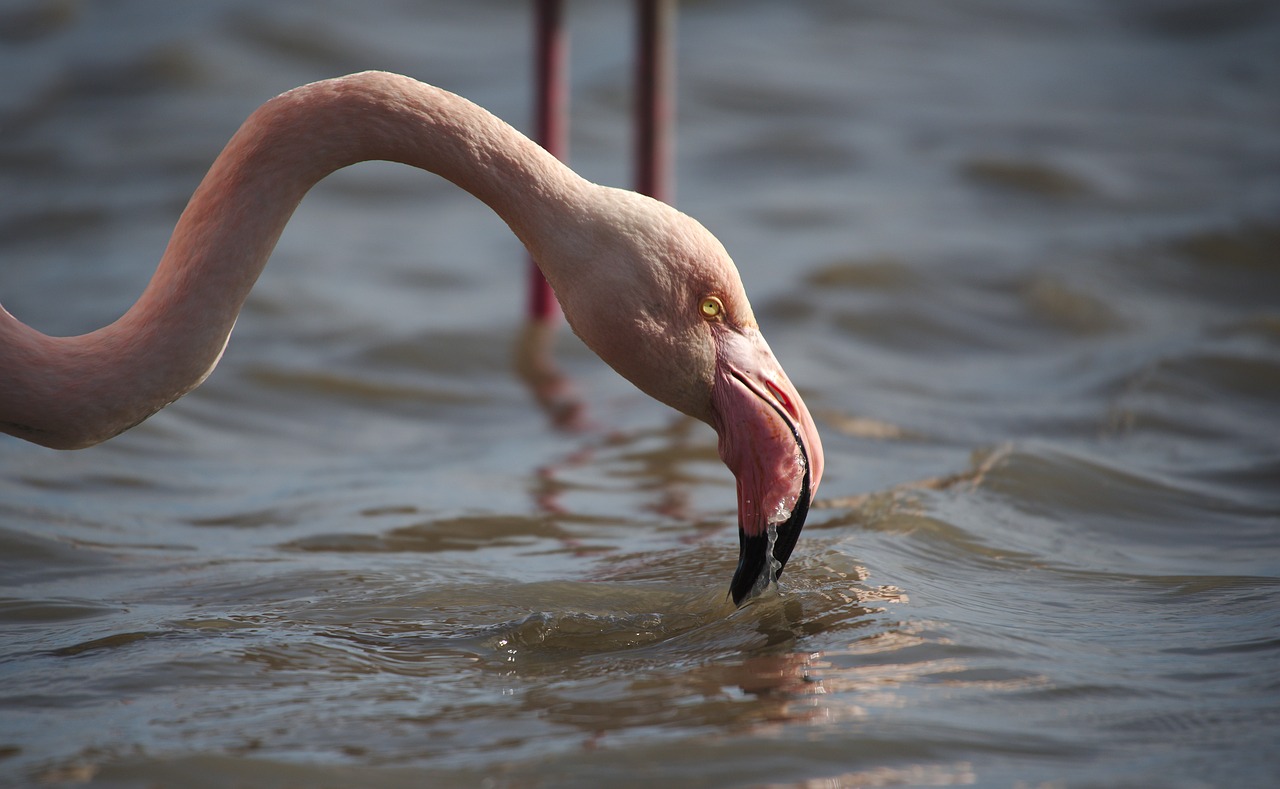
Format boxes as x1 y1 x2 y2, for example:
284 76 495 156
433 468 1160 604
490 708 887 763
634 0 675 204
528 0 568 323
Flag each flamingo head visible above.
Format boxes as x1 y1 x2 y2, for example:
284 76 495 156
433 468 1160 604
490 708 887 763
543 188 825 605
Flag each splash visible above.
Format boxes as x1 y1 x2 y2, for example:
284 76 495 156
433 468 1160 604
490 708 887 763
743 521 784 601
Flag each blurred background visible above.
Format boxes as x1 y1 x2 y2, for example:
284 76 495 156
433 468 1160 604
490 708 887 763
1 1 1278 787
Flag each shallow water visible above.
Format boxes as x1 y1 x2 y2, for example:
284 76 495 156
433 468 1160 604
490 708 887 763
2 1 1279 786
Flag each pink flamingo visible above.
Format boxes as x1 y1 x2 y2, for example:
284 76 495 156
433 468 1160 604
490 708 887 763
0 72 823 604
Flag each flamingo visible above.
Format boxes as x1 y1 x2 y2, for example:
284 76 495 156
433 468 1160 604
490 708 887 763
0 71 823 604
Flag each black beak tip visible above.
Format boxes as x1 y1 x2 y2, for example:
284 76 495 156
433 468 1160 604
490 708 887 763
727 459 813 607
729 531 771 606
725 376 815 607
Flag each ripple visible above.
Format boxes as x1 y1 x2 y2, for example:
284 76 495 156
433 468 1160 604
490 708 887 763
960 156 1096 198
0 525 112 584
958 444 1280 575
47 630 161 658
0 597 121 625
280 514 568 555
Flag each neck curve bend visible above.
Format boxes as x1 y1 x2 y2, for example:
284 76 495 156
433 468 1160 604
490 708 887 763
0 72 588 449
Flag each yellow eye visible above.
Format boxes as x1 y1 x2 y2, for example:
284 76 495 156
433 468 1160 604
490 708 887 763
700 295 724 320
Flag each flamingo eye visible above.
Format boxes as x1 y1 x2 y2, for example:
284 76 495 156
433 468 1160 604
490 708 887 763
699 295 724 320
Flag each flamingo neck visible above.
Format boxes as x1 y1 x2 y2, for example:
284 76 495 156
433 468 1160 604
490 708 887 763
0 72 587 449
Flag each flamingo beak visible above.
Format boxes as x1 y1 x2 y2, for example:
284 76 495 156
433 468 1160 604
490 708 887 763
709 328 824 605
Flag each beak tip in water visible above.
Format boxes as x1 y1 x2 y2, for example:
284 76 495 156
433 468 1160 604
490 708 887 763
728 441 813 607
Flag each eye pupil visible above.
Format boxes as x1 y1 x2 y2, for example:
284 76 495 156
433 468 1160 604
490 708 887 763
700 296 723 319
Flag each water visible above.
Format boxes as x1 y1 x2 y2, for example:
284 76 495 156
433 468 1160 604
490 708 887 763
2 1 1279 786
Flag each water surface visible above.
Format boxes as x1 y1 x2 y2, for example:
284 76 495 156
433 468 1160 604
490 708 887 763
2 1 1279 786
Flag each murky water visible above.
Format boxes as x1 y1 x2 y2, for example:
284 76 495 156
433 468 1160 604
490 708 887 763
2 1 1279 786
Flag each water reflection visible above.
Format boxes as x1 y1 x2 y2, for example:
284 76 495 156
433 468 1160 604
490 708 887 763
512 320 588 432
528 415 720 551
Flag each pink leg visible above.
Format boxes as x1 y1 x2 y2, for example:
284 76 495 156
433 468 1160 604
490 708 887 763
517 0 583 430
634 0 675 203
528 0 568 323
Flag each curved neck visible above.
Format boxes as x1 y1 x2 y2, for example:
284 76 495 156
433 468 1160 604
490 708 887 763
0 72 588 449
